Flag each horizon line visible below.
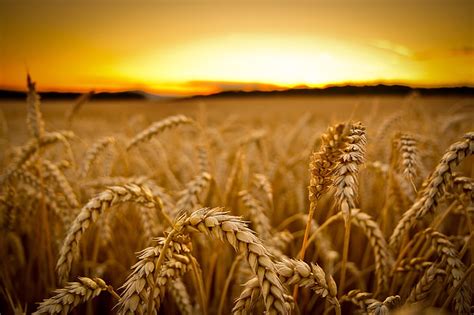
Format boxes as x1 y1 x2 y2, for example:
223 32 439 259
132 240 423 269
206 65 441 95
1 80 474 98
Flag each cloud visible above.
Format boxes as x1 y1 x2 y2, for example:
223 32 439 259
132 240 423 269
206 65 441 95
370 39 414 58
370 39 474 61
413 46 474 60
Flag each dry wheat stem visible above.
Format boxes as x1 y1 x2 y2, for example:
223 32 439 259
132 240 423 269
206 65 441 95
218 254 243 315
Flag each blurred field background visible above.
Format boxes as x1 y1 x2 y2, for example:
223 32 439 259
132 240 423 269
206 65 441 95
1 92 473 314
2 95 471 142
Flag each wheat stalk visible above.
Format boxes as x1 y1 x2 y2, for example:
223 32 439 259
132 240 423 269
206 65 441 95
179 207 290 314
80 136 115 178
299 122 348 275
308 123 347 202
390 132 474 252
175 172 212 215
26 75 45 141
56 184 164 283
406 265 445 304
238 190 271 240
393 132 419 186
252 173 274 210
424 228 471 314
42 159 79 209
396 258 433 273
0 131 74 185
340 289 378 312
197 144 210 174
33 277 114 314
65 90 94 125
127 115 195 150
333 122 367 221
232 277 295 315
117 235 192 314
275 258 339 307
367 295 401 314
349 209 393 292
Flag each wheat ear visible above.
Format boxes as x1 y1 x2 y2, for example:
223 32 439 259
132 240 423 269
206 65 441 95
232 277 295 315
389 132 474 252
252 173 274 210
275 258 339 307
56 184 163 283
127 115 195 150
33 277 113 314
406 265 445 304
0 131 74 185
238 190 271 240
175 171 212 215
117 235 192 314
179 207 291 315
393 132 419 184
396 257 433 273
26 74 45 140
424 228 471 314
333 122 367 221
299 123 347 270
79 136 115 178
43 159 79 208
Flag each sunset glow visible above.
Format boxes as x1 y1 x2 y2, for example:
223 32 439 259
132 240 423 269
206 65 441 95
0 1 472 95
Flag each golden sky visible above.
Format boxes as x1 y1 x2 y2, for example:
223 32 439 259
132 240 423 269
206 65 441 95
0 0 473 95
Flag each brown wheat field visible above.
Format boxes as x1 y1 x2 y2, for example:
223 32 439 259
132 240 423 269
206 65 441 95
0 84 473 314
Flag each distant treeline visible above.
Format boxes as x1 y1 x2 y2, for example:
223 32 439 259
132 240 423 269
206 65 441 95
0 90 147 100
1 84 473 100
186 85 474 100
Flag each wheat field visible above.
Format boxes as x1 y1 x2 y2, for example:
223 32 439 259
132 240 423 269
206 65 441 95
0 79 473 314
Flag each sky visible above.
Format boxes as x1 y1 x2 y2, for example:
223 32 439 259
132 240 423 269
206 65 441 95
0 0 473 96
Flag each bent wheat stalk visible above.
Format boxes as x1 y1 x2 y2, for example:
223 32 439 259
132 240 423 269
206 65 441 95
127 115 195 150
179 207 291 315
33 277 117 315
79 136 115 178
56 184 165 283
390 132 474 252
117 235 192 314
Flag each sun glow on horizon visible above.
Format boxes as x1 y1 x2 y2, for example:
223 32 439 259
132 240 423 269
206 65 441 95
1 1 472 96
104 35 422 94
